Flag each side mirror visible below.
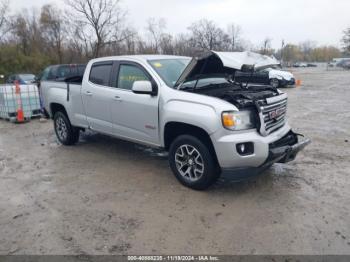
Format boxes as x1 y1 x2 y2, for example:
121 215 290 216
132 80 154 95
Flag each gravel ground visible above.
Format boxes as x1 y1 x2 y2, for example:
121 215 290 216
0 68 349 255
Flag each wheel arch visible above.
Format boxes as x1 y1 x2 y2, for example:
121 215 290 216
50 103 68 119
163 121 219 165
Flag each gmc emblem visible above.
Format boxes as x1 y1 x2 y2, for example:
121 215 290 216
269 108 284 119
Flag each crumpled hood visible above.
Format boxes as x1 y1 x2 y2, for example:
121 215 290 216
268 69 294 80
213 51 280 70
176 51 280 86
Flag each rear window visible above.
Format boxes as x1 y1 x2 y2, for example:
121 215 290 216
89 62 113 86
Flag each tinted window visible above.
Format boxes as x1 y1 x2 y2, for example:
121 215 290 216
56 66 71 78
6 75 14 83
47 66 58 80
41 67 50 81
117 64 150 90
89 63 113 86
57 65 86 80
77 65 86 76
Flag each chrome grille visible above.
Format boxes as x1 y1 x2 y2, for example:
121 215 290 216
256 93 288 136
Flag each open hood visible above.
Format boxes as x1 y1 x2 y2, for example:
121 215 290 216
175 51 280 86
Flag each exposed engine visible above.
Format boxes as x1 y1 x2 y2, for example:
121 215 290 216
188 82 280 109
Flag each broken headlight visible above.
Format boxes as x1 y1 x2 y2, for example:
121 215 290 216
222 110 256 130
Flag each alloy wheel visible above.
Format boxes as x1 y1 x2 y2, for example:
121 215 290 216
56 117 68 141
175 144 204 182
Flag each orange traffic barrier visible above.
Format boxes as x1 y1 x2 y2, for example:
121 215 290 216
296 79 302 87
14 80 25 123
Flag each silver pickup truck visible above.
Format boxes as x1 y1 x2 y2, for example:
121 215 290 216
41 51 310 190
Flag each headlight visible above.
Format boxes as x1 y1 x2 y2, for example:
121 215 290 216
222 110 255 130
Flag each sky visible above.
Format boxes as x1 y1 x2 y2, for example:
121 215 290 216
10 0 350 49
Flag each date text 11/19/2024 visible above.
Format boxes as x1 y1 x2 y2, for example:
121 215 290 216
127 255 220 261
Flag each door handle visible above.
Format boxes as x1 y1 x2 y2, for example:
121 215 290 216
85 91 93 96
113 96 122 102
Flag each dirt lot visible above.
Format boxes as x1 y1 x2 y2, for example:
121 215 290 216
0 68 349 255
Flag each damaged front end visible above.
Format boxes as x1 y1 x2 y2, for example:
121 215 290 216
177 51 310 174
269 130 310 164
176 50 289 136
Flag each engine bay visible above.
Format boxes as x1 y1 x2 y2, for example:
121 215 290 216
186 82 280 109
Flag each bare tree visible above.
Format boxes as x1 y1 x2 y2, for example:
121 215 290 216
342 27 350 54
10 9 43 55
188 19 229 51
65 0 126 58
119 27 138 55
261 37 272 55
40 4 66 63
145 18 166 53
299 41 317 62
0 0 9 41
227 23 242 51
173 34 194 56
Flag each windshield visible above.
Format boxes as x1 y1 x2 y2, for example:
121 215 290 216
19 74 35 81
148 58 190 87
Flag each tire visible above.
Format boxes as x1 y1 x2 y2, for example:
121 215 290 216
270 78 280 88
169 135 220 190
53 111 80 145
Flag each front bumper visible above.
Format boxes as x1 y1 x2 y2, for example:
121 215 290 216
220 131 310 180
211 124 310 177
268 131 310 164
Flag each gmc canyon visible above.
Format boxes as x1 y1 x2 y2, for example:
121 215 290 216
41 51 310 190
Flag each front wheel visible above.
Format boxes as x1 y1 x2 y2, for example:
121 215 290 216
54 111 80 145
270 78 280 88
169 135 220 190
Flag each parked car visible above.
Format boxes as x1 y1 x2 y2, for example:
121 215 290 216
337 59 350 69
342 60 350 70
293 62 307 68
235 67 295 88
328 58 350 68
41 51 310 190
38 64 86 83
307 63 317 67
6 74 36 85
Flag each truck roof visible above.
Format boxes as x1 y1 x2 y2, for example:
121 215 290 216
90 54 190 63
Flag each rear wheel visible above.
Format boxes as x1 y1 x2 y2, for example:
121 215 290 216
169 135 220 190
270 78 280 88
54 111 80 145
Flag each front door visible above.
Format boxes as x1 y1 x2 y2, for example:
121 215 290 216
110 62 160 145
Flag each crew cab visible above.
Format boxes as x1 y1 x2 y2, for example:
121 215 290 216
41 51 310 190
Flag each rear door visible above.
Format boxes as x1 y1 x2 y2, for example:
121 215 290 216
110 61 160 145
81 61 116 135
